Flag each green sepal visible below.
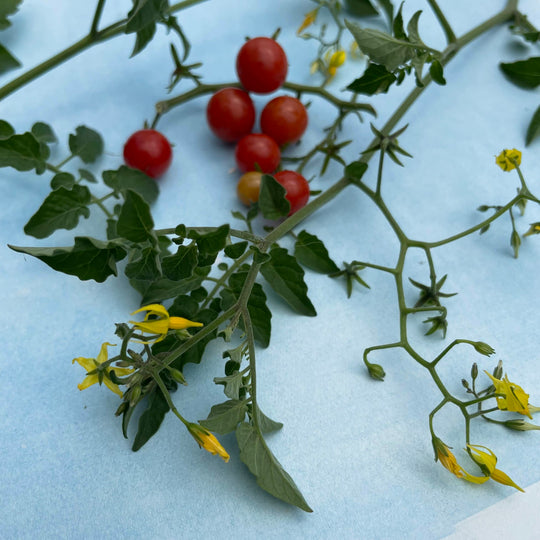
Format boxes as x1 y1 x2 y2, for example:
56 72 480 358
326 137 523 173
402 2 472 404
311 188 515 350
200 400 249 434
294 230 340 274
117 189 155 243
9 237 127 282
259 174 290 219
236 422 313 513
259 246 317 316
132 386 170 452
102 165 159 204
24 185 91 239
68 125 103 163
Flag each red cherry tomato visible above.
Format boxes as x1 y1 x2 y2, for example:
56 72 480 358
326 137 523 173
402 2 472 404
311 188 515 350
235 134 281 173
123 129 172 179
237 171 263 206
236 37 288 94
260 96 308 146
273 170 310 215
206 88 255 142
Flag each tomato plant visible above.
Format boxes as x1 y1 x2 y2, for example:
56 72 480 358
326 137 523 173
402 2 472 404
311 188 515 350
273 170 310 215
260 96 308 146
123 129 173 179
236 37 288 94
237 171 263 206
235 133 281 173
206 88 255 142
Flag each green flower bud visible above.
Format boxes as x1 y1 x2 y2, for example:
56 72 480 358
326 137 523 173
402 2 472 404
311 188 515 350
504 419 540 431
129 384 142 407
473 342 495 356
169 368 187 385
471 362 478 381
493 360 504 380
367 362 385 381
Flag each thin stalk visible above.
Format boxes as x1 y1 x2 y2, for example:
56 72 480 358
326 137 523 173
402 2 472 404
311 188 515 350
90 0 107 37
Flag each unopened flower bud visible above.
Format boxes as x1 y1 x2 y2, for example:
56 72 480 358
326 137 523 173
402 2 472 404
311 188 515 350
471 363 478 381
493 360 503 380
473 342 495 356
504 419 540 431
366 362 385 381
129 384 142 407
170 368 187 385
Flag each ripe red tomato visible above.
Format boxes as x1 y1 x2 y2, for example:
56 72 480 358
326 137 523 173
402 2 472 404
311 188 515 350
273 170 310 215
235 134 281 173
260 96 308 146
236 37 288 94
237 171 263 206
206 88 255 142
123 129 172 179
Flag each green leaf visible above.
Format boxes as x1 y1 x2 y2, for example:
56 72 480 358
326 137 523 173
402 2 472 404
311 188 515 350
0 0 22 30
224 241 248 259
525 105 540 146
161 244 198 280
125 0 168 56
256 406 283 433
345 19 417 71
260 246 317 316
0 120 14 139
220 271 272 347
294 230 339 274
24 185 91 239
103 165 159 204
236 422 312 512
200 400 249 434
214 370 245 401
132 387 170 451
258 174 290 219
138 273 205 304
347 62 396 95
0 131 46 173
125 246 162 280
68 125 104 163
392 2 406 40
344 0 378 17
406 10 423 44
429 59 446 85
117 189 155 243
31 122 57 144
0 42 20 74
188 224 229 266
9 237 127 282
78 168 97 183
50 172 75 191
377 0 394 26
500 57 540 89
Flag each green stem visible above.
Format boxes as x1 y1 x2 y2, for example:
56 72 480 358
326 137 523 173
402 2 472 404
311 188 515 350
0 0 208 101
90 0 107 37
426 0 457 43
151 368 189 426
242 307 261 430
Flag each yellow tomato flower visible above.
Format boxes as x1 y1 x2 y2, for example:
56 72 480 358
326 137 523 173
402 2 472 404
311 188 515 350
187 423 230 462
433 438 488 484
72 342 133 397
485 371 532 418
468 445 524 492
495 149 522 171
326 49 347 78
130 303 203 343
297 9 318 34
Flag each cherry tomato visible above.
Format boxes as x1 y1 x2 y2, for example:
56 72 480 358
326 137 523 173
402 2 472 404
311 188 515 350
123 129 172 179
237 171 263 206
274 170 310 215
206 88 255 142
235 134 281 173
260 96 308 146
236 37 288 94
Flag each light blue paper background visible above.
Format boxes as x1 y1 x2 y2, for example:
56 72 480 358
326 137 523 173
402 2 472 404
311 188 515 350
1 1 540 538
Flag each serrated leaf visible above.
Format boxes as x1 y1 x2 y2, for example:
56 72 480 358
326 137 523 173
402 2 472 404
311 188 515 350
294 230 339 274
0 42 20 74
103 165 159 204
68 125 103 163
236 422 312 512
9 237 127 282
220 271 272 347
117 189 155 243
347 62 396 95
125 246 162 280
200 400 248 434
0 131 46 173
50 172 75 191
24 185 91 238
256 406 283 433
429 59 446 85
259 246 317 316
0 0 22 30
189 224 229 266
0 120 14 139
500 57 540 89
259 174 290 219
132 387 170 451
525 105 540 146
161 244 198 281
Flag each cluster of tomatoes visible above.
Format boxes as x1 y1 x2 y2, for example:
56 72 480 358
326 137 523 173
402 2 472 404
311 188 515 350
121 37 310 215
